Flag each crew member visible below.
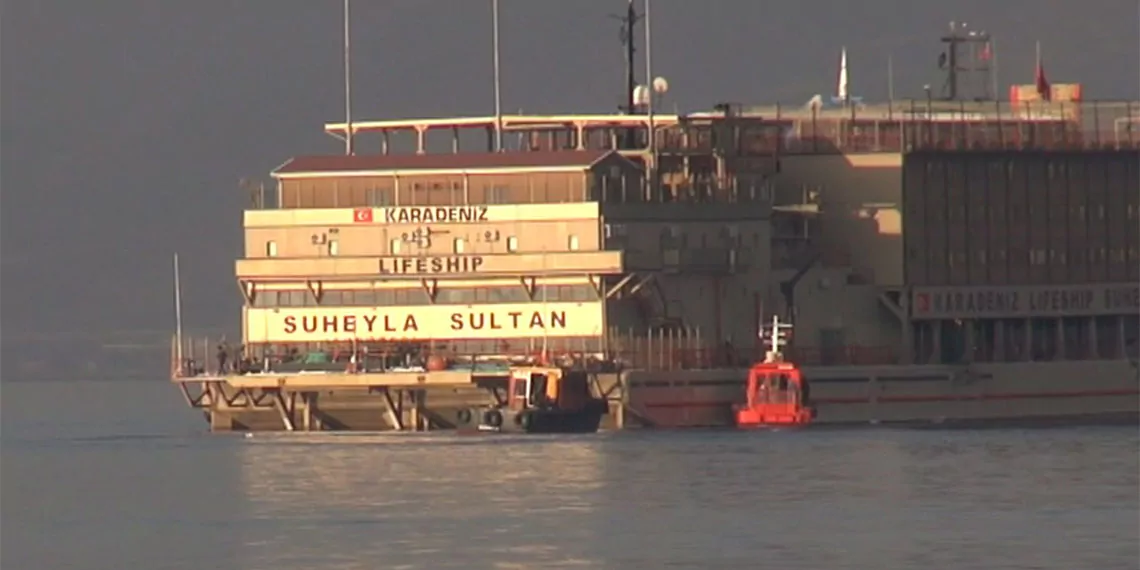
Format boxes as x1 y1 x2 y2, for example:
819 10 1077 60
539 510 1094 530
216 342 229 374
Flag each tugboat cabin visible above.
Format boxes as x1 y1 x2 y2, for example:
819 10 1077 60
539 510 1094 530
737 362 813 427
508 367 591 411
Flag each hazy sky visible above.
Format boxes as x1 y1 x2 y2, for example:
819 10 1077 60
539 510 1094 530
1 0 1137 346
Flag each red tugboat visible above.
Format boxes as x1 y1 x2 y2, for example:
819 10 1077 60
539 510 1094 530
735 315 815 427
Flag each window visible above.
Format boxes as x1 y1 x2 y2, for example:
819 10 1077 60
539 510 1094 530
327 240 339 256
366 187 393 206
567 235 580 251
266 241 278 257
726 225 740 245
506 236 519 252
486 186 508 204
454 238 466 253
390 239 401 254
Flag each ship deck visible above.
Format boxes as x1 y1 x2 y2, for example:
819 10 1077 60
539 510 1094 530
172 369 485 390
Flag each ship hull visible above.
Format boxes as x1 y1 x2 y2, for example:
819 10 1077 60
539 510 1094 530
459 402 607 434
621 359 1139 428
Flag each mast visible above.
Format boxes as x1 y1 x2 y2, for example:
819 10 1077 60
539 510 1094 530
623 0 637 114
643 0 655 153
887 54 895 101
173 253 184 363
343 0 354 155
492 0 504 151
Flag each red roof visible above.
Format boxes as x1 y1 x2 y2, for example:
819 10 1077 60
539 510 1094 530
273 150 624 176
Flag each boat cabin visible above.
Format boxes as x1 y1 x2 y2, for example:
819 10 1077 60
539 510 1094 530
508 367 593 412
736 362 814 427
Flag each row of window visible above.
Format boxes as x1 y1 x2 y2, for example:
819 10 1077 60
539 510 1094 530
920 160 1136 179
262 226 760 258
359 186 514 206
912 247 1139 265
911 315 1139 364
265 234 583 258
250 284 599 307
919 204 1125 221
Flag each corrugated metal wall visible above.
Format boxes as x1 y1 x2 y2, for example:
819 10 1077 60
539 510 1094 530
903 150 1139 286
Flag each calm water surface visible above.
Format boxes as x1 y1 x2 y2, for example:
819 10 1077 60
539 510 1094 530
2 380 1138 570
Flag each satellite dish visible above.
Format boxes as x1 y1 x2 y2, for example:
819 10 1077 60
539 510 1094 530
652 76 669 94
632 85 650 106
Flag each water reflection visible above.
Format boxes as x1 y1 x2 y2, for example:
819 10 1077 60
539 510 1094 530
238 432 607 569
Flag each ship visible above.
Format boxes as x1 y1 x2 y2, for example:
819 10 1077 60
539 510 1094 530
169 25 1139 432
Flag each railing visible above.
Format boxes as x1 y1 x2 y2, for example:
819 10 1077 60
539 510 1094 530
169 332 903 379
741 99 1138 154
606 333 899 371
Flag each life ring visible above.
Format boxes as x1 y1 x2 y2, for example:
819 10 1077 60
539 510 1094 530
457 408 473 425
484 409 503 428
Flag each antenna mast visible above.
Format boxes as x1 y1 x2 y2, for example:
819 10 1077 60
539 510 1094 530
343 0 354 155
620 0 639 114
492 0 504 152
643 0 654 152
173 253 184 363
761 315 793 363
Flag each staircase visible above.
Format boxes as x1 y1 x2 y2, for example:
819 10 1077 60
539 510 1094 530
631 279 684 330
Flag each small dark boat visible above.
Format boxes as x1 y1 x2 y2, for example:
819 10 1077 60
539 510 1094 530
456 366 608 434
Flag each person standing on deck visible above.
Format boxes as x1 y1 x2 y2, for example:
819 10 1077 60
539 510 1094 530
216 341 229 375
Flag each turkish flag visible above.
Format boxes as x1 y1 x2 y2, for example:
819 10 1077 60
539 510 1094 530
353 208 373 223
979 42 993 61
915 293 930 313
1035 62 1051 101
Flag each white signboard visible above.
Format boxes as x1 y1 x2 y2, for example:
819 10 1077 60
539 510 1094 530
245 302 604 343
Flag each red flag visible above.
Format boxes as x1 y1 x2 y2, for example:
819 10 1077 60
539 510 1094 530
979 42 993 61
1035 60 1051 101
352 207 373 223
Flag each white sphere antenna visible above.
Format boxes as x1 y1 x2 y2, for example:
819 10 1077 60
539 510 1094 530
652 76 669 95
632 84 651 107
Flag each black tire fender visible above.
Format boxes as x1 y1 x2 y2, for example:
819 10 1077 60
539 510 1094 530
457 408 473 425
485 409 503 428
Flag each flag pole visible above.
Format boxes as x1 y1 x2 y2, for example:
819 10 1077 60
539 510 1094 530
643 0 654 152
989 38 999 101
343 0 354 155
173 253 184 363
492 0 504 152
887 54 895 102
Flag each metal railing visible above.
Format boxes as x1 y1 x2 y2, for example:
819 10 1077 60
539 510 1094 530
739 99 1138 154
170 330 903 379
